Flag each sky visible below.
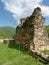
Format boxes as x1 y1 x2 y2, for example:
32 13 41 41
0 0 49 27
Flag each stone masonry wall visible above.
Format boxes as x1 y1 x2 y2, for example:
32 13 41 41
32 7 49 50
15 7 49 51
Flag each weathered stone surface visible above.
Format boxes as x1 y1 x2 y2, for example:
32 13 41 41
15 7 49 51
30 50 49 62
3 39 15 45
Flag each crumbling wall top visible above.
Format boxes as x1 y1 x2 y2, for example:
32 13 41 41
34 7 41 12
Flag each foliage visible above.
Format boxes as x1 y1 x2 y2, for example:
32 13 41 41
0 26 15 39
45 25 49 37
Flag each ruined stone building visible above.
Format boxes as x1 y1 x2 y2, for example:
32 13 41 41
15 7 49 51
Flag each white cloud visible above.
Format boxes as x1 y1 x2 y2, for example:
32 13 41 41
40 6 49 17
1 0 49 24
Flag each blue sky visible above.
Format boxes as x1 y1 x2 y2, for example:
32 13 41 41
0 0 49 27
0 1 16 27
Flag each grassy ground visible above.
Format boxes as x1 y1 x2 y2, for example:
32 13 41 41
0 43 49 65
42 50 49 55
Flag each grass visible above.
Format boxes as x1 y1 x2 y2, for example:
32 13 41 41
0 43 49 65
42 50 49 55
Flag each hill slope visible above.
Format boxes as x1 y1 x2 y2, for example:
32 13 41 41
0 25 49 39
0 26 15 39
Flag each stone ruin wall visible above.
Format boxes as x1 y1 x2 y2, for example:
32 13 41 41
15 7 49 51
32 7 49 50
